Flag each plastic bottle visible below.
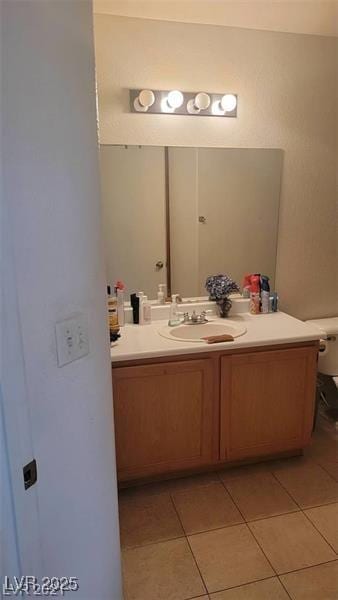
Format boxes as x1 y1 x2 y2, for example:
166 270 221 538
141 295 152 324
130 293 139 324
242 274 252 298
115 280 125 326
107 285 118 329
260 275 270 314
157 284 166 305
137 292 145 324
168 294 181 326
270 292 279 312
249 274 261 315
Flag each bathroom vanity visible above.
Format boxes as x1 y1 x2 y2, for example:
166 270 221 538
111 310 321 484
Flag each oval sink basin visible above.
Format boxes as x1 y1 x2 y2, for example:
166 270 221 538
159 321 246 342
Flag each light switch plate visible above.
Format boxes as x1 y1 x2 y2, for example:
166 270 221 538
55 314 89 367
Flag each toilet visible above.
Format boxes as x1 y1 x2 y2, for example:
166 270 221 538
306 317 338 421
306 317 338 380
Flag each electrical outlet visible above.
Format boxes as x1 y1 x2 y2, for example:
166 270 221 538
55 314 89 367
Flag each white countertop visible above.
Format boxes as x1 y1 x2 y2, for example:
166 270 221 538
110 312 321 364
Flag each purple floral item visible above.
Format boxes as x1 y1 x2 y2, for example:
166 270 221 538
205 274 240 318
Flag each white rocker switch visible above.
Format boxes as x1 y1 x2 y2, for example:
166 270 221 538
55 314 89 367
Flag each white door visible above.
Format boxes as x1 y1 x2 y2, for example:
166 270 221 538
100 146 167 299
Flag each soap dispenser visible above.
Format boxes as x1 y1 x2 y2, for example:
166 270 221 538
168 294 182 326
157 284 166 305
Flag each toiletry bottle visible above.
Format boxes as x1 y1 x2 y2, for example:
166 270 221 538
141 295 152 324
270 292 279 312
249 274 261 315
130 293 139 324
157 284 166 305
107 285 119 329
168 294 181 326
260 276 270 314
138 292 145 324
115 280 125 326
242 274 252 298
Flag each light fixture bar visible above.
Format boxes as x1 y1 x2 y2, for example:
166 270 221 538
130 89 237 117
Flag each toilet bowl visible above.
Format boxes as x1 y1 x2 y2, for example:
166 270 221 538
306 317 338 385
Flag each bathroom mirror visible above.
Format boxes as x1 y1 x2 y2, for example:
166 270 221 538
99 145 283 299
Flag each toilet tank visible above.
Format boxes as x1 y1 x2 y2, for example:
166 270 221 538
306 317 338 376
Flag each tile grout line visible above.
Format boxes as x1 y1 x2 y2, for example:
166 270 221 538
122 532 187 552
270 469 338 553
277 556 338 577
169 493 209 598
202 575 289 598
217 470 300 524
218 475 286 591
302 509 338 556
217 472 247 523
275 577 293 600
231 471 337 574
315 460 338 481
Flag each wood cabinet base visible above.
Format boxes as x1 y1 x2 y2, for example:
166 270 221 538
112 342 318 484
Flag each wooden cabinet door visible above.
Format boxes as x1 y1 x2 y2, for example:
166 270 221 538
221 346 318 461
112 358 218 481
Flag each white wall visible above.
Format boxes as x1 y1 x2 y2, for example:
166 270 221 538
1 2 122 598
94 0 338 37
94 14 338 320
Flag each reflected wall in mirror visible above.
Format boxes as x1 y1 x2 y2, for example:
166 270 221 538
99 146 283 300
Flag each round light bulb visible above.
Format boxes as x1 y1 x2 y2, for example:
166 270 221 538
167 90 184 109
220 94 237 112
195 92 210 110
138 89 155 108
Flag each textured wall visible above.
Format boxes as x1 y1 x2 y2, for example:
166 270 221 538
94 0 338 37
94 14 337 319
2 2 122 595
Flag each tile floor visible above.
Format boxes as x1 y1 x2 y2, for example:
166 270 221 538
119 415 338 599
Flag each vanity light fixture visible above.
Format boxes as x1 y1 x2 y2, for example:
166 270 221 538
221 94 237 112
167 90 184 109
187 92 211 114
212 93 238 116
133 89 155 112
130 89 237 117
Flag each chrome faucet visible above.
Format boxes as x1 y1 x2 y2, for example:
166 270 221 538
182 310 210 325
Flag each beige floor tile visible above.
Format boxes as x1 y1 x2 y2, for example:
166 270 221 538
172 482 243 534
304 419 338 463
318 460 338 481
218 462 270 484
272 461 338 508
249 512 336 574
223 471 298 521
119 493 184 548
305 503 338 552
280 560 338 600
120 471 219 500
188 524 273 593
122 538 206 600
210 577 290 599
